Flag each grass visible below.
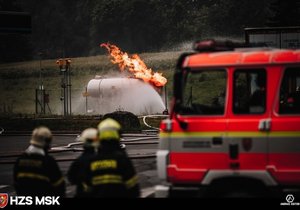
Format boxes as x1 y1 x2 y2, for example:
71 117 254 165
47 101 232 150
0 51 181 115
0 114 164 132
2 50 233 132
139 117 166 130
0 117 102 132
0 50 227 131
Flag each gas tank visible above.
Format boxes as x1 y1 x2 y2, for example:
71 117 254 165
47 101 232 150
87 77 165 115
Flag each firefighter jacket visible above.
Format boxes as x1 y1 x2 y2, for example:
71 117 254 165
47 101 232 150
13 145 65 196
83 141 140 197
67 147 96 197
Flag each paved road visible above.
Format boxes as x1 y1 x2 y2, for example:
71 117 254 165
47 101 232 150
0 134 160 197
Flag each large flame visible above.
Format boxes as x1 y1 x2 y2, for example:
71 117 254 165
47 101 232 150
100 43 167 87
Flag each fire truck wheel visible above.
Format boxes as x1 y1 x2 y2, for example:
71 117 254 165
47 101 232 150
204 178 271 198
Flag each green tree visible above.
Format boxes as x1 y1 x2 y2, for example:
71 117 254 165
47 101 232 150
1 0 288 62
267 0 300 26
0 0 32 62
203 0 273 37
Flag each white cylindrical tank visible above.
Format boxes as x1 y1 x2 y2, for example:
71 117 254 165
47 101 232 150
87 77 165 115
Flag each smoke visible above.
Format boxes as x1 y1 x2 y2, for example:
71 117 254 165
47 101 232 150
100 69 130 78
71 91 87 114
86 78 166 115
161 40 194 52
203 36 244 43
161 36 245 52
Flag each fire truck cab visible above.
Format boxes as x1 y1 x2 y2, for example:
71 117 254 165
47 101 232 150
156 40 300 197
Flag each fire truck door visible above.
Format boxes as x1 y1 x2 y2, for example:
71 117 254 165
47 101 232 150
228 69 269 170
269 67 300 185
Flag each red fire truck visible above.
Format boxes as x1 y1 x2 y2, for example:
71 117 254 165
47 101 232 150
156 40 300 197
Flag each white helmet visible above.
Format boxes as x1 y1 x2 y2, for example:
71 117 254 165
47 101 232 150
30 126 52 148
98 118 121 141
80 128 99 148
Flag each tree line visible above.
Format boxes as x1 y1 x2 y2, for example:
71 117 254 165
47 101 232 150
0 0 299 62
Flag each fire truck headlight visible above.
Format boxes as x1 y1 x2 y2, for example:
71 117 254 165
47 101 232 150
162 119 172 132
156 150 169 180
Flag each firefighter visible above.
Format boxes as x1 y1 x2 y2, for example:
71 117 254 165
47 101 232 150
83 118 140 197
13 126 65 196
67 128 99 197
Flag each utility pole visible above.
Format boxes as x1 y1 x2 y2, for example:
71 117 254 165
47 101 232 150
35 52 47 115
163 85 169 115
39 52 43 91
82 86 90 114
56 58 72 117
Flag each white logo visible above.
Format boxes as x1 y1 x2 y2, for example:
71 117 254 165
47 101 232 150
286 194 294 203
280 194 300 206
9 196 60 206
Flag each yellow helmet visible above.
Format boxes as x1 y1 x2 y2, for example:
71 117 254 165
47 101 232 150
98 118 121 141
30 126 52 148
80 128 99 147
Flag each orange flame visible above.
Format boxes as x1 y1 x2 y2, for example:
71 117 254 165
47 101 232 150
100 43 167 87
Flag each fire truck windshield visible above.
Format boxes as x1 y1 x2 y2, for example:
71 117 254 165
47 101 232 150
178 69 227 115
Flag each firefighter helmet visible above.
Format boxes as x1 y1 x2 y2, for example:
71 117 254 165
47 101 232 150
98 118 121 141
30 126 52 148
80 128 99 147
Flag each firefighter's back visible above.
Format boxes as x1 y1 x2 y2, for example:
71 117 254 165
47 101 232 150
14 151 64 196
83 118 140 197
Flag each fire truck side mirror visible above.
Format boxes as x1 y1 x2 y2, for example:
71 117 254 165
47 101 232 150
173 68 190 108
179 120 188 130
173 100 180 113
172 100 189 130
173 71 182 100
